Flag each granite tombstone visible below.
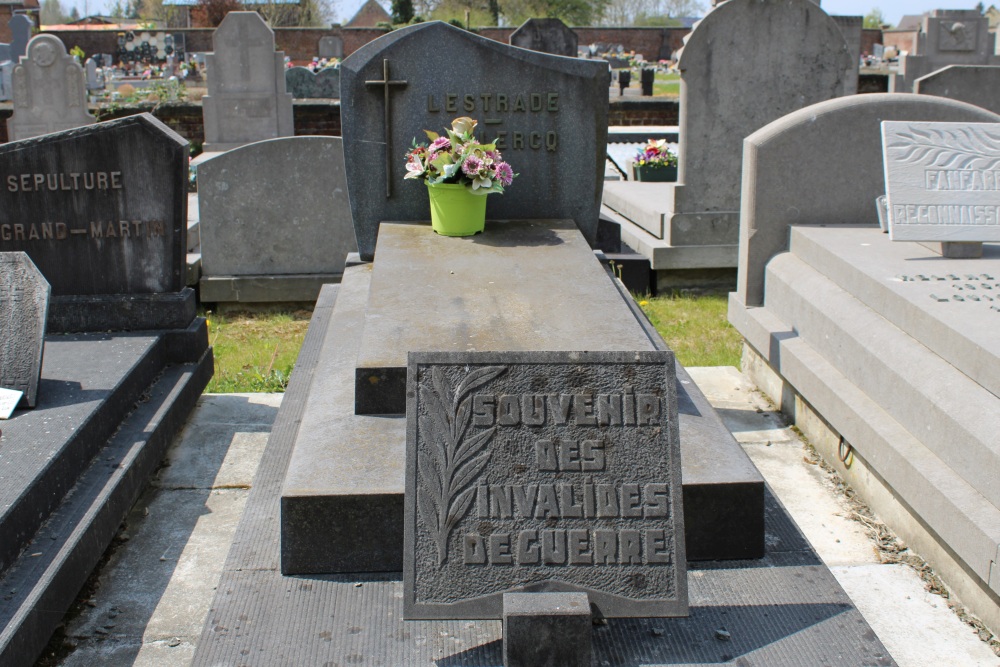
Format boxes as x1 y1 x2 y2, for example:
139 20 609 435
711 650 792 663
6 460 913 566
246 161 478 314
197 136 356 301
881 121 1000 243
509 18 578 57
285 65 340 98
340 21 610 260
915 65 1000 115
9 14 30 61
7 35 96 141
202 12 294 152
0 252 49 409
404 351 687 620
0 113 192 332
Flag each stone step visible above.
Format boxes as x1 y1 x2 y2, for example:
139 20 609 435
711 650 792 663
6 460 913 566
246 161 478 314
760 252 1000 510
729 293 1000 595
0 344 213 667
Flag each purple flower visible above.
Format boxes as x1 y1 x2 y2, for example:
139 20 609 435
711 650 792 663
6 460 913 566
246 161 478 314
494 161 514 187
462 155 483 177
429 137 451 153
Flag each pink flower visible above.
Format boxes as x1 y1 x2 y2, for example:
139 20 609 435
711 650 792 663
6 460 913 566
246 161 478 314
429 137 451 153
462 155 483 177
493 162 514 187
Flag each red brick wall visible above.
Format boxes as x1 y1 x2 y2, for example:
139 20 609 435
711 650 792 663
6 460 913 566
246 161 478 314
860 28 882 57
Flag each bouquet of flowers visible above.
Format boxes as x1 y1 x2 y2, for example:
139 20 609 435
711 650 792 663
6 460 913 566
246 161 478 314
404 116 516 195
634 138 677 168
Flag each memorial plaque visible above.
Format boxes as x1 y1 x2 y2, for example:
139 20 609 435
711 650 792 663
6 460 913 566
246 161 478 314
0 252 50 409
882 121 1000 242
0 113 187 298
340 21 610 260
404 351 687 620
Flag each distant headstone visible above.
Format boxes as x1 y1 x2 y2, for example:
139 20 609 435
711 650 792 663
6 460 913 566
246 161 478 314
915 65 1000 115
0 43 10 62
404 351 687 619
84 57 103 90
197 136 357 300
0 252 49 409
0 61 11 102
202 12 294 152
510 18 578 58
891 10 1000 92
0 114 193 332
9 14 31 61
340 21 610 260
7 35 96 142
318 35 343 59
881 121 1000 243
285 66 340 98
831 15 862 94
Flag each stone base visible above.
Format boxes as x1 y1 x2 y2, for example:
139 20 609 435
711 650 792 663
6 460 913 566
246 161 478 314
503 593 592 667
0 321 212 666
48 288 197 333
200 274 343 303
601 206 738 272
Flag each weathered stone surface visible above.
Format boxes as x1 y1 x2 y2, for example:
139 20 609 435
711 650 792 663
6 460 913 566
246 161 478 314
202 12 294 152
340 21 610 260
0 60 12 102
503 592 592 667
831 14 862 94
0 113 191 330
318 35 343 58
404 351 687 620
882 121 1000 243
198 136 356 279
892 10 1000 93
7 34 96 141
735 93 1000 308
915 65 1000 115
0 252 49 409
285 66 340 98
509 18 578 57
9 14 31 61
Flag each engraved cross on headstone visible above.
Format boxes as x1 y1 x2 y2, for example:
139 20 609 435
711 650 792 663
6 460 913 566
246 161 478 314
365 59 407 198
225 19 268 83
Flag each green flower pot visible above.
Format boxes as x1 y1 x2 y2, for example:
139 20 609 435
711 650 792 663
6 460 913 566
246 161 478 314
426 183 488 236
634 163 678 182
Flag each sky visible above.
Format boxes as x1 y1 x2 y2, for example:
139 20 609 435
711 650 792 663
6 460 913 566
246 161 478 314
59 0 990 31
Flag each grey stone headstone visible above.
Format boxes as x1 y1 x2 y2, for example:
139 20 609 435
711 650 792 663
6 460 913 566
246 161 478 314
285 66 340 98
318 35 343 59
881 121 1000 243
341 21 610 261
0 43 10 62
84 57 101 90
891 10 1000 92
404 351 687 620
0 252 49 409
0 113 188 301
675 0 850 219
0 61 11 102
510 18 578 58
7 35 96 142
9 14 31 61
915 65 1000 115
198 136 356 277
202 12 294 152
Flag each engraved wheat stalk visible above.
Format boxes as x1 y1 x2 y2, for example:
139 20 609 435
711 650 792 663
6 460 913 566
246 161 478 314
888 125 1000 170
417 365 505 567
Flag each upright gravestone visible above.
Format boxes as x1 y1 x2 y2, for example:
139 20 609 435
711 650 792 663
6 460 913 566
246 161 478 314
0 252 49 409
0 60 11 102
601 0 850 268
202 12 294 152
9 14 31 61
340 21 610 260
7 35 96 141
404 351 687 619
891 10 1000 93
509 18 578 57
318 35 343 59
914 65 1000 115
285 66 340 98
197 136 357 302
0 113 192 332
84 57 102 90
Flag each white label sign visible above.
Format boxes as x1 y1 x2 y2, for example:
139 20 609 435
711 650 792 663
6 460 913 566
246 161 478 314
0 387 23 419
881 121 1000 242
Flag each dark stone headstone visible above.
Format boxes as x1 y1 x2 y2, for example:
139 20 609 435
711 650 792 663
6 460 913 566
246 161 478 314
510 18 578 57
404 350 688 620
285 66 341 98
0 252 49 409
318 35 343 59
9 14 31 61
340 21 610 261
0 113 193 333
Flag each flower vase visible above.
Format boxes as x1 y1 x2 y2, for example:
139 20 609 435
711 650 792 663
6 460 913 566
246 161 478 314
634 164 678 182
426 183 488 237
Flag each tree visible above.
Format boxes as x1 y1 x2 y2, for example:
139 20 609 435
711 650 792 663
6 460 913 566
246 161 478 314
863 7 886 29
392 0 414 23
69 6 80 20
40 0 71 24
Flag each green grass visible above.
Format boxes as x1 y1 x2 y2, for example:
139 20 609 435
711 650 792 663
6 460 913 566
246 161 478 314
204 308 312 393
652 72 680 98
636 293 743 368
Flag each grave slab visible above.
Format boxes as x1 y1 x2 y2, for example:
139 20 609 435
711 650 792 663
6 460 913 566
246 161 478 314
0 252 49 408
914 65 1000 115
